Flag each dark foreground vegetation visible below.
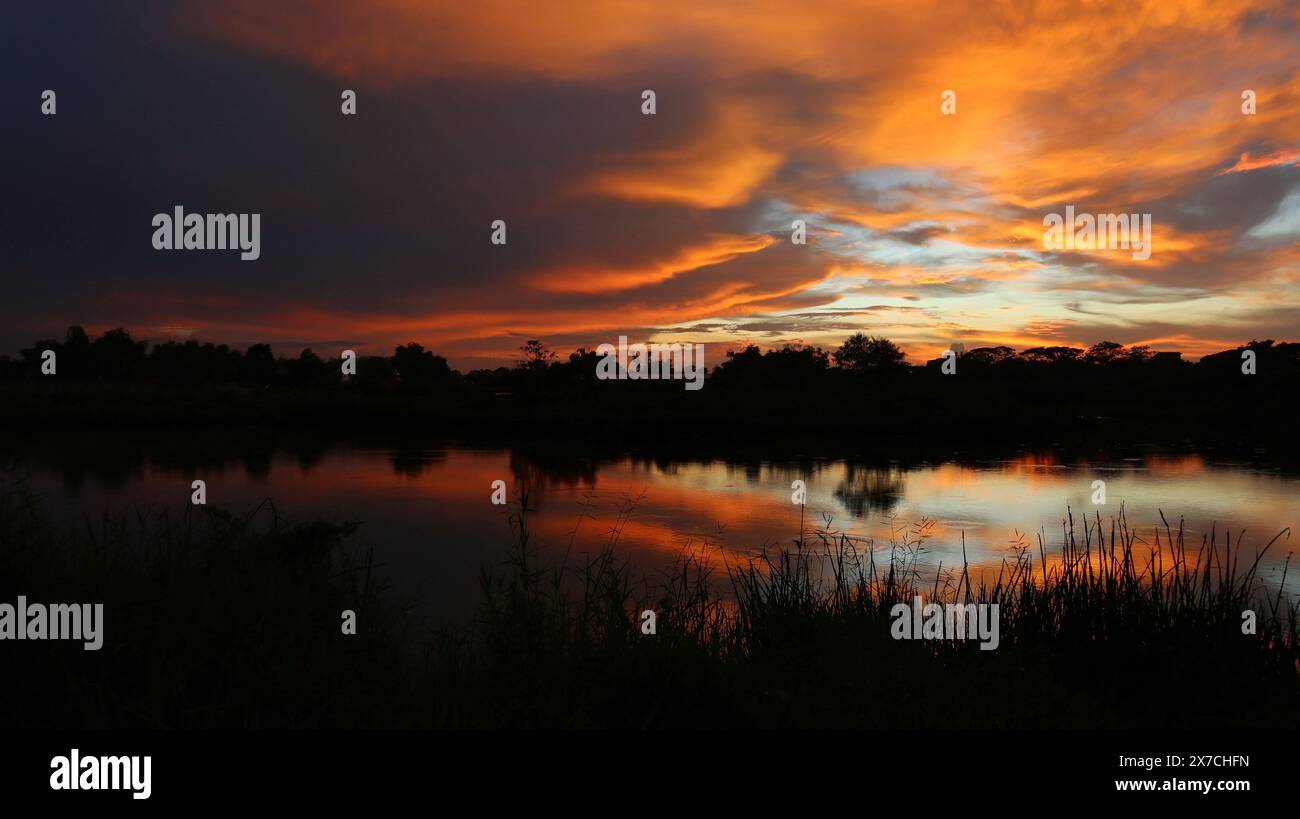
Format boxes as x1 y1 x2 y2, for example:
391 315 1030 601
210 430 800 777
2 327 1299 450
1 475 1295 729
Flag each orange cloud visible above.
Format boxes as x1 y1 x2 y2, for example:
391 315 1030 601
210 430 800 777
530 233 777 293
161 0 1300 363
1218 148 1300 175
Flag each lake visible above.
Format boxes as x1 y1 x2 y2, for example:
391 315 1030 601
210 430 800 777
7 432 1297 623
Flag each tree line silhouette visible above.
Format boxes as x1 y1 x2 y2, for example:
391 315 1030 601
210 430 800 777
3 326 1297 394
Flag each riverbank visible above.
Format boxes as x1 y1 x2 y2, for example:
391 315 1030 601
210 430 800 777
3 378 1300 462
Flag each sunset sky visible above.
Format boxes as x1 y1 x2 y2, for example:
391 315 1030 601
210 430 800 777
3 0 1298 368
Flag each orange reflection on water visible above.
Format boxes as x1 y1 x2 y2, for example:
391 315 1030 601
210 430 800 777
26 445 1298 621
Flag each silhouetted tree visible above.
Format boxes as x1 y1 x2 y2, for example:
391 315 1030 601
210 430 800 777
712 344 830 389
290 348 329 385
148 340 240 383
350 355 396 392
516 340 556 373
1082 341 1129 365
61 326 93 378
240 343 277 384
392 342 452 388
963 346 1016 366
1018 346 1082 365
555 347 602 384
1198 339 1300 377
833 334 905 370
92 328 148 380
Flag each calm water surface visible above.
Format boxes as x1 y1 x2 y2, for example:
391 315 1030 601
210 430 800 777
13 441 1298 622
